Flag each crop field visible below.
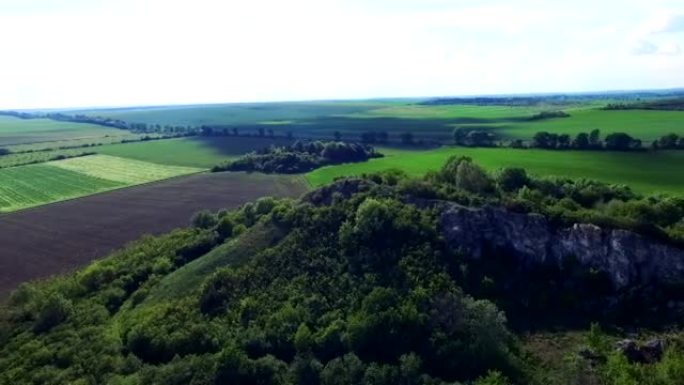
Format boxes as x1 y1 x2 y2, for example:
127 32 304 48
68 101 684 143
0 165 122 212
0 155 201 212
306 147 684 195
0 115 126 146
97 136 294 168
0 149 94 169
0 172 308 298
51 154 201 184
4 132 161 153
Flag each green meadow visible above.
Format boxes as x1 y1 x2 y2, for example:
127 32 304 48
306 147 684 195
497 109 684 141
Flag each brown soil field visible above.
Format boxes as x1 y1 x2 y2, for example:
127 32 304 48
0 172 308 299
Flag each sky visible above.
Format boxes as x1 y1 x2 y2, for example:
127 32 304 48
0 0 683 109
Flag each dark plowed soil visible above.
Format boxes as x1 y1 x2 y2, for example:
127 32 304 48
0 172 307 299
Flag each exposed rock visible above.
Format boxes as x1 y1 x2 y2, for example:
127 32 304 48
615 338 665 364
641 338 666 363
440 205 684 289
578 347 606 365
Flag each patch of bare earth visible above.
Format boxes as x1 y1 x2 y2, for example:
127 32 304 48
0 172 307 299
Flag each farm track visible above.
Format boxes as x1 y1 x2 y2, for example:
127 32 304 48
0 172 308 299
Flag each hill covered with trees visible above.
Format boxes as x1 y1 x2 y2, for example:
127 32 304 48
1 157 683 385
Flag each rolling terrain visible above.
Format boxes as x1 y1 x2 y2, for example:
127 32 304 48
67 100 684 143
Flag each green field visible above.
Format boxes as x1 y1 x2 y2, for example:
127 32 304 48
71 101 398 126
306 147 684 195
0 149 94 169
51 155 201 184
0 155 201 212
0 165 122 212
68 101 684 143
497 109 684 141
97 136 294 168
0 115 126 146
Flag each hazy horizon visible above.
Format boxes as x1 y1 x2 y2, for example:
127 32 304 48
1 0 683 109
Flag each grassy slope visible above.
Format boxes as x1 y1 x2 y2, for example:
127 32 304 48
0 155 201 213
306 147 684 195
97 136 295 168
144 222 286 304
0 115 125 146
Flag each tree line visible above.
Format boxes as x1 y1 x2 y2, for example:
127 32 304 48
452 127 684 151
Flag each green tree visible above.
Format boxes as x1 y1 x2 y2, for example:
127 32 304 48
589 129 601 148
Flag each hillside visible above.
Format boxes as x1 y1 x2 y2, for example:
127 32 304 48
1 157 683 385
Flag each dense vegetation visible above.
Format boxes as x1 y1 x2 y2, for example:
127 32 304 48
213 141 381 174
527 111 570 120
1 157 683 384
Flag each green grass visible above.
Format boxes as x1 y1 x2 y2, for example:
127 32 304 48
0 155 202 212
0 165 122 212
306 147 684 195
144 222 286 303
0 115 126 146
97 136 294 168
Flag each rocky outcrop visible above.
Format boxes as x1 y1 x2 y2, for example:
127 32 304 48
440 205 684 289
615 339 665 364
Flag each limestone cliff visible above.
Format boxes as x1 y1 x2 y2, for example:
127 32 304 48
440 205 684 289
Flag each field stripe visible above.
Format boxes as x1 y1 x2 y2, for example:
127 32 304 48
49 154 202 184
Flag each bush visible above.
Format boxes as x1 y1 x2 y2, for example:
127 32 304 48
191 210 217 229
33 293 73 332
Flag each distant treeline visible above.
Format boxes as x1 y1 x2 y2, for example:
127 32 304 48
421 90 684 106
453 128 684 151
213 140 382 174
603 98 684 111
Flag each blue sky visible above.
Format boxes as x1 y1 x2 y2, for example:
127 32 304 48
0 0 683 108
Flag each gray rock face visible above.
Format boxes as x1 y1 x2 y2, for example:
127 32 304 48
440 205 684 289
